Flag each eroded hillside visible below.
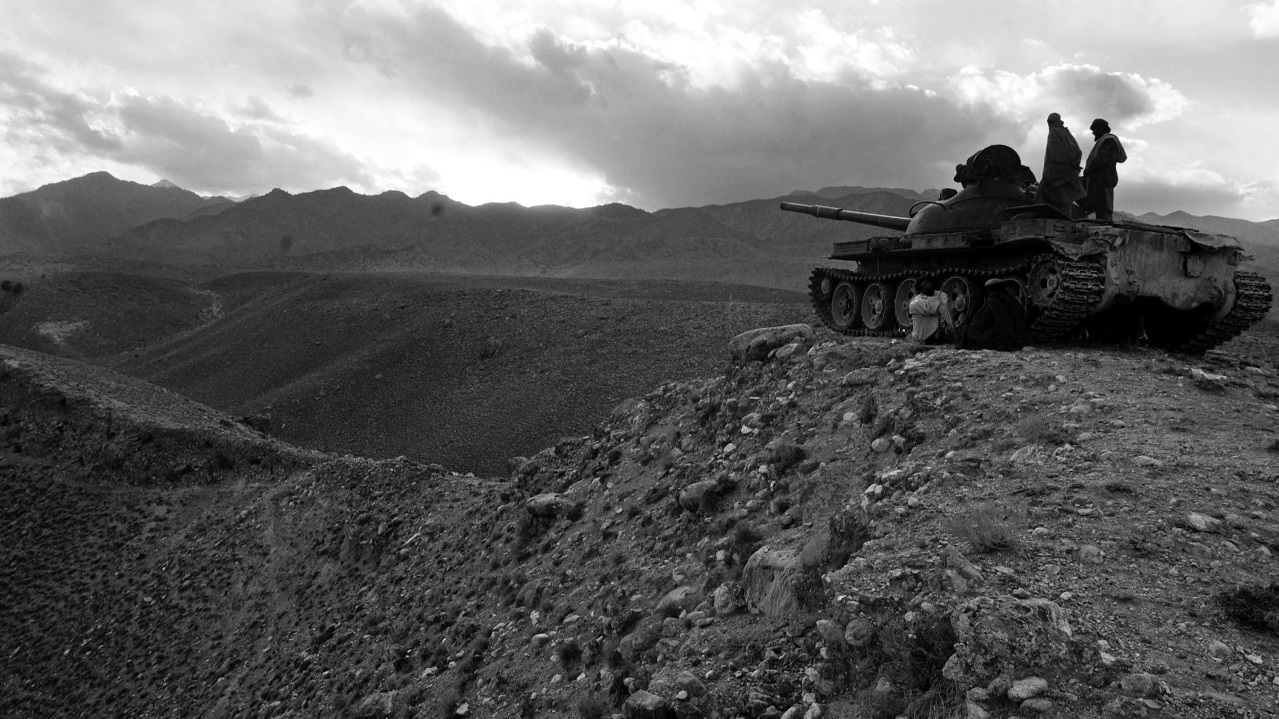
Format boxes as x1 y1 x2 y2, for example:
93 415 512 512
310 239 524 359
3 331 1279 719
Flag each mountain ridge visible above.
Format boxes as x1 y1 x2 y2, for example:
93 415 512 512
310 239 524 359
2 172 1276 291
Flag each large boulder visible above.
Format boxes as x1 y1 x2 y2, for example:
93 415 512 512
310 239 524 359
655 585 699 617
942 595 1105 690
624 690 672 719
742 545 824 616
729 324 814 363
677 480 721 514
525 493 579 519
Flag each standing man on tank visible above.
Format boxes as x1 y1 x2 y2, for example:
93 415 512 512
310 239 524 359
1080 118 1127 221
1034 113 1085 216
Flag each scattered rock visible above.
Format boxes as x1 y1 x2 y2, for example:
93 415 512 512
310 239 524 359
1007 676 1048 701
1185 512 1222 533
730 325 815 363
677 480 721 514
1119 672 1161 697
624 689 672 719
713 582 745 616
1078 544 1105 564
655 586 699 617
526 493 580 519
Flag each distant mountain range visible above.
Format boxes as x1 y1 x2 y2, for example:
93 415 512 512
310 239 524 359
0 173 234 255
1 172 1275 290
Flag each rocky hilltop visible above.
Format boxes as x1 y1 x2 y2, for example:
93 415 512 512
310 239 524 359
3 330 1279 719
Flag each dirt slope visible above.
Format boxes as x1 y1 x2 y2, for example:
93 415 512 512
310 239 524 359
106 272 811 475
3 326 1279 719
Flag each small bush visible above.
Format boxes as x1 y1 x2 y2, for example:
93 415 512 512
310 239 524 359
556 638 583 667
947 504 1022 554
576 694 610 719
859 394 879 424
1016 414 1071 446
768 442 808 475
1215 582 1279 634
730 523 763 562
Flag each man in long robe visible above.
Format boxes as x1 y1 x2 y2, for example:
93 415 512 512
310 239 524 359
955 279 1031 351
1081 118 1127 221
1034 113 1085 216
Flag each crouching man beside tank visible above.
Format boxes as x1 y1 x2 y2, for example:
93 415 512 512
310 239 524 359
955 278 1031 351
908 278 954 344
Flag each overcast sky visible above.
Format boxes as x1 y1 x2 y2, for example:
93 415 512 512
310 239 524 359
2 0 1277 220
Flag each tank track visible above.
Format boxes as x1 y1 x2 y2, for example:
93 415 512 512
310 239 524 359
1027 259 1107 344
1169 270 1273 355
808 254 1106 343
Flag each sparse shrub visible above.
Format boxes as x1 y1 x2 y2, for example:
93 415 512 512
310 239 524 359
600 636 624 670
947 504 1022 554
437 683 461 718
730 523 763 563
768 442 808 475
1215 582 1279 634
856 614 962 719
556 638 583 667
858 393 879 424
1016 414 1071 446
575 693 610 719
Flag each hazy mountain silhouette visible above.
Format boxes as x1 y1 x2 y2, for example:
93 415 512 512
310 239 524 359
0 172 233 255
3 171 1277 289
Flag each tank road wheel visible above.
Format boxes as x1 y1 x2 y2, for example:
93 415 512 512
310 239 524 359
1027 261 1061 310
1004 278 1029 307
893 278 917 328
940 275 980 327
829 281 861 332
860 282 893 331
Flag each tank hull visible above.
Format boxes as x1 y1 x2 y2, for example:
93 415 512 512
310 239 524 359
808 216 1272 353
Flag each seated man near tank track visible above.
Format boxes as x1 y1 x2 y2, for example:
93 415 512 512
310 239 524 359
908 278 954 344
955 278 1031 351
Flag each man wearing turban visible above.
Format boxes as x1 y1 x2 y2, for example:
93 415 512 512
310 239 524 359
1081 118 1128 221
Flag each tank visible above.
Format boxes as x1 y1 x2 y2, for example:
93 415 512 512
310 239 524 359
783 145 1273 353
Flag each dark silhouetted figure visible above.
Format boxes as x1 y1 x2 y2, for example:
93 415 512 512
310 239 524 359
955 278 1031 351
1035 113 1085 216
1080 118 1127 221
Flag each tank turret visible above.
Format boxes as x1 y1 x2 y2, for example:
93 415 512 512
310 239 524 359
785 144 1272 352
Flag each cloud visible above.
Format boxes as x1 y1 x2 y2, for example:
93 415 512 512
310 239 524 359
0 52 375 195
1246 1 1279 37
951 64 1189 130
0 54 122 153
338 3 1017 208
112 95 373 193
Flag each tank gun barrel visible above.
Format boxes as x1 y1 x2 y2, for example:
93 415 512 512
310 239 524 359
780 201 911 232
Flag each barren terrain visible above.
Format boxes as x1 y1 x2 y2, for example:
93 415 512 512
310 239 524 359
0 271 810 475
2 270 1279 718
